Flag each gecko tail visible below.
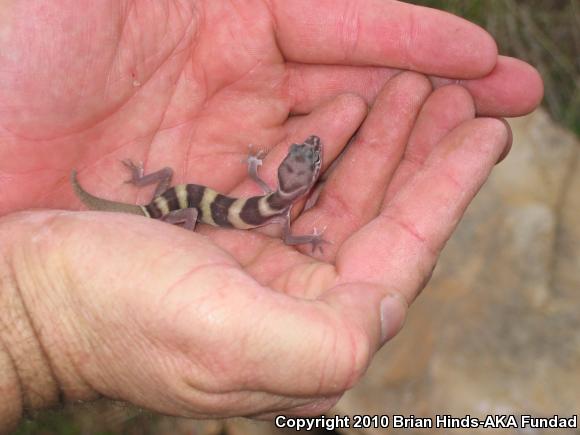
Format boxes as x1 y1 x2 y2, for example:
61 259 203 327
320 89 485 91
71 170 146 216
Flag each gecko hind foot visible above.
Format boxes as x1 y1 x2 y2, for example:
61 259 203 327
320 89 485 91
120 159 173 195
121 159 144 184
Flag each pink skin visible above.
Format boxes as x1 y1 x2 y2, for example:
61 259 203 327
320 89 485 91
0 0 542 428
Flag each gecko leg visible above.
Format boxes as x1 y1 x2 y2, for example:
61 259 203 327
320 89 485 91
280 209 329 253
245 146 272 194
161 208 199 231
121 160 174 198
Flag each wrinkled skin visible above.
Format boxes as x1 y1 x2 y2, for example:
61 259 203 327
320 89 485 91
0 0 542 428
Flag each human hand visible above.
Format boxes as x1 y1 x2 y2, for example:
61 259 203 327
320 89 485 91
0 0 540 430
0 0 541 215
0 72 511 427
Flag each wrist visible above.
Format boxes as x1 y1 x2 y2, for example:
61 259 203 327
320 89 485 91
0 234 62 431
0 212 99 431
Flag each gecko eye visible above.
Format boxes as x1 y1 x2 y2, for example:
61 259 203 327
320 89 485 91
312 148 322 163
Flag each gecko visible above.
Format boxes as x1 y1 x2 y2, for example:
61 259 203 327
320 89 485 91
71 135 326 252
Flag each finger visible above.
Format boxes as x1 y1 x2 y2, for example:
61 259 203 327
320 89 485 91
384 84 476 202
273 0 497 77
336 118 509 302
287 64 399 114
431 56 544 117
287 56 542 117
294 72 432 258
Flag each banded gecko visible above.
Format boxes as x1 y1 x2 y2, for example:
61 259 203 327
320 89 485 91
71 135 326 251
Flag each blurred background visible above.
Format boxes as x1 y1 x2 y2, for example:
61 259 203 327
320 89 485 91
418 0 579 135
15 1 579 434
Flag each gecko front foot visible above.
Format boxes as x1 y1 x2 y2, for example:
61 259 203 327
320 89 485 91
244 145 267 168
244 145 272 194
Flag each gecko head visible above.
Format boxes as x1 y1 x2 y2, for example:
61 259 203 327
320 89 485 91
277 135 322 199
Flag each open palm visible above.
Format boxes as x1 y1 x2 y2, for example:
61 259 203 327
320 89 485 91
0 0 542 423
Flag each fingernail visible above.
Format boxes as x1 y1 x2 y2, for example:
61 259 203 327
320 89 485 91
380 294 406 346
496 118 513 164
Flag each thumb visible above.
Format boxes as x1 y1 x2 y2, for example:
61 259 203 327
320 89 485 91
0 209 406 419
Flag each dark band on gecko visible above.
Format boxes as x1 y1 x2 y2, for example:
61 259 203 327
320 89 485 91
71 135 327 252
